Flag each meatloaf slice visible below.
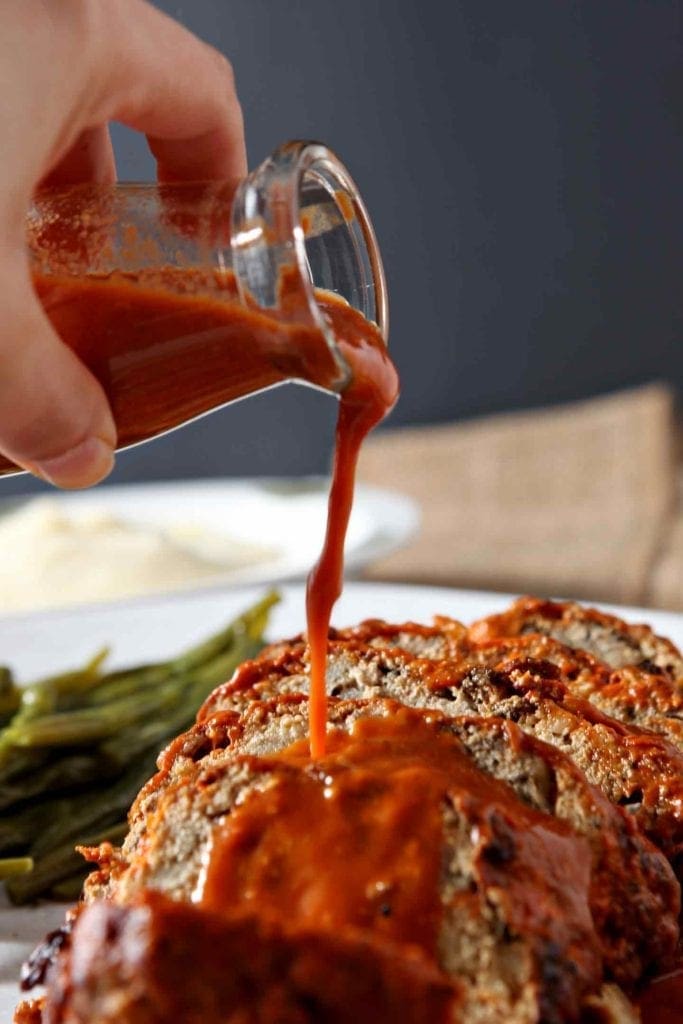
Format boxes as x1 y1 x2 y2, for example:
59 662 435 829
39 891 645 1024
579 664 683 749
104 695 679 990
469 597 683 679
40 891 459 1024
237 613 683 754
453 634 683 753
260 616 469 662
17 600 683 1024
324 616 683 753
204 640 683 884
75 700 615 1024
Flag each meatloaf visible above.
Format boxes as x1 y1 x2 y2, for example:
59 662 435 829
16 598 683 1024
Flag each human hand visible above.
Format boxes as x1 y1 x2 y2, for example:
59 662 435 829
0 0 246 487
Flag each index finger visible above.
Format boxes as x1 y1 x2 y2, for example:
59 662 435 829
89 0 247 182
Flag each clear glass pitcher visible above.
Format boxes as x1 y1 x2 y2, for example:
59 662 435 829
0 140 388 476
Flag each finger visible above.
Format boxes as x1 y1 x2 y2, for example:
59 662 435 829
0 259 116 489
92 1 246 182
40 125 117 189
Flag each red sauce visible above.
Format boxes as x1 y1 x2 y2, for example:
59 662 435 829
199 707 594 980
17 205 679 1024
639 964 683 1023
8 268 344 461
43 890 459 1023
305 315 398 756
200 714 448 952
11 262 397 757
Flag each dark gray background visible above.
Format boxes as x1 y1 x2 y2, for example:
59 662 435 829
6 0 682 496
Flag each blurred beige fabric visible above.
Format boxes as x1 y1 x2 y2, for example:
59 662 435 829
358 384 683 610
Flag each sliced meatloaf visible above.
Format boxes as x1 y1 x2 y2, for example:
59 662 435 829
469 597 683 680
17 600 683 1024
468 598 683 745
202 639 683 873
41 891 458 1024
584 664 683 747
42 702 623 1023
261 611 683 753
309 613 683 752
458 634 683 752
86 697 678 991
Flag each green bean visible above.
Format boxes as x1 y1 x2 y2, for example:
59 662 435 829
0 651 108 767
0 667 20 726
0 799 51 855
83 663 175 706
12 678 186 747
0 640 250 810
0 771 135 856
0 747 50 786
7 823 128 904
0 753 118 814
48 874 86 902
0 592 279 902
169 590 279 674
21 650 109 712
30 749 160 858
0 856 33 879
99 640 264 768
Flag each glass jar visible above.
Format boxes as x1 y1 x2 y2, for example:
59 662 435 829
0 140 388 476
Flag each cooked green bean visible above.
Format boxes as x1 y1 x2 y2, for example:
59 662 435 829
0 856 33 880
7 824 128 904
0 591 278 903
0 753 118 814
30 749 160 859
0 651 108 767
48 874 88 901
0 667 20 726
14 679 186 748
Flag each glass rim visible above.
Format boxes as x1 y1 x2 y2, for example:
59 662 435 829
281 140 389 346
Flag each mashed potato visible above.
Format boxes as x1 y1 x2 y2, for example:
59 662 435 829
0 499 273 613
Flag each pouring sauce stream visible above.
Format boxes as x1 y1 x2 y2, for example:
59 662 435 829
16 265 397 757
305 307 398 756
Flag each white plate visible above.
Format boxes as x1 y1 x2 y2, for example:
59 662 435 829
0 479 420 615
1 581 681 1016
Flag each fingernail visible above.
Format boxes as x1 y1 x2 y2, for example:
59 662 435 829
29 437 115 489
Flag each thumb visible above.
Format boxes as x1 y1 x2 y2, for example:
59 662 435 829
0 263 117 488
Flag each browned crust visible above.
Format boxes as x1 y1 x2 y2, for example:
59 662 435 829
469 597 683 679
17 599 683 1024
39 892 459 1024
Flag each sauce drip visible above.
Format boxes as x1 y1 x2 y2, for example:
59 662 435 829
199 707 587 965
638 964 683 1024
305 313 398 757
201 714 447 953
16 264 397 756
